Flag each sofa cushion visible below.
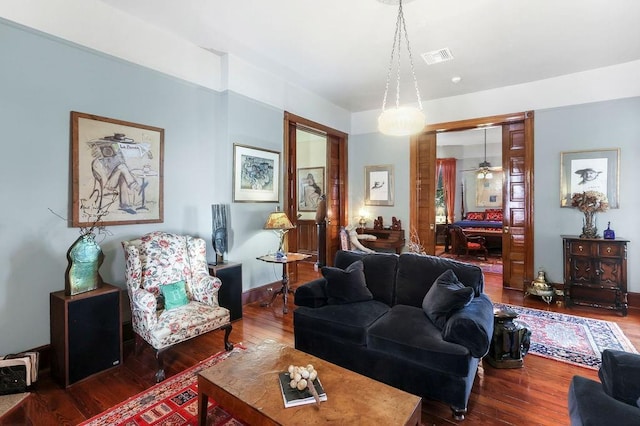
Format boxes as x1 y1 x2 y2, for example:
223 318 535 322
422 270 474 330
294 300 390 346
466 212 485 221
334 251 398 306
367 305 473 377
322 260 373 305
442 293 494 357
395 253 484 307
599 349 640 407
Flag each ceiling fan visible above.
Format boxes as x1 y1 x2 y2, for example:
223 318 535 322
463 128 502 179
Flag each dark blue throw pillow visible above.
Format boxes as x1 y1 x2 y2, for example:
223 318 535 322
422 269 474 329
322 260 373 305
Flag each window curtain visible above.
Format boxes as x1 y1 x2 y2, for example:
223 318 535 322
436 158 457 223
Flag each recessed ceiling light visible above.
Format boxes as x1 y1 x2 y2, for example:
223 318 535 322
451 76 462 84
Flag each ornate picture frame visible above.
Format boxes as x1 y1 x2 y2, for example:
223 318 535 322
71 111 164 227
560 148 619 208
297 167 325 211
365 164 394 206
233 144 280 203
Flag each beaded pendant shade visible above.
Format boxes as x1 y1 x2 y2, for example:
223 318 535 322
378 0 425 136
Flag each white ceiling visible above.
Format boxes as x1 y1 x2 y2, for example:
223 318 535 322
98 0 640 113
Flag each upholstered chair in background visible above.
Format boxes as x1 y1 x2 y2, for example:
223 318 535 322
449 225 488 260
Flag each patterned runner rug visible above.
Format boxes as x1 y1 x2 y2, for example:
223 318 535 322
81 345 247 426
494 303 637 369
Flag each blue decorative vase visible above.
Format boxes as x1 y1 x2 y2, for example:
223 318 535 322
603 222 616 240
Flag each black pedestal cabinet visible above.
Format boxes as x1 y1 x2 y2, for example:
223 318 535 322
208 262 243 321
50 283 122 387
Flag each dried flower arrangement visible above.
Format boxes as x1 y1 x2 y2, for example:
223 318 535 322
570 191 609 213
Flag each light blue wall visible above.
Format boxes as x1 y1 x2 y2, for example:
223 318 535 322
0 20 285 354
347 133 411 230
534 97 640 285
350 97 640 291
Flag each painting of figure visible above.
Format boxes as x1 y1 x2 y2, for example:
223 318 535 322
298 167 324 211
72 112 164 227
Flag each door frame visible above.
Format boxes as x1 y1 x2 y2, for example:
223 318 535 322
410 111 534 289
283 112 348 267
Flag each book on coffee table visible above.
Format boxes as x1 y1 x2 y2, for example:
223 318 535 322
278 372 327 408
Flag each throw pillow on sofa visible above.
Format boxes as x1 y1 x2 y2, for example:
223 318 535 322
422 269 474 329
321 260 373 305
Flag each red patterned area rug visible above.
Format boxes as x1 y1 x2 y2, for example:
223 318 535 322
494 303 638 370
80 345 246 426
439 252 503 275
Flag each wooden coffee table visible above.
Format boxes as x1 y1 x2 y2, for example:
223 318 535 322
198 340 422 425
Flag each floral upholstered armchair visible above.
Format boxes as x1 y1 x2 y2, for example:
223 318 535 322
122 231 232 382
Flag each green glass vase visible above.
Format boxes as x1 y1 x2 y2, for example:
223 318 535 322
65 234 104 296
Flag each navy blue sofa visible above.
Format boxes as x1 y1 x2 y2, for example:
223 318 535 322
569 349 640 425
293 250 494 419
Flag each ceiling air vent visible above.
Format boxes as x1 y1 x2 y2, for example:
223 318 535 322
421 48 454 65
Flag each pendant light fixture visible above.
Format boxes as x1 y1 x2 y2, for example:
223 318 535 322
476 128 493 180
378 0 425 137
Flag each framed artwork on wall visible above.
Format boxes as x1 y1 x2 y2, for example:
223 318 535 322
476 172 503 207
365 165 394 206
297 167 324 211
71 111 164 227
233 144 280 203
560 148 619 208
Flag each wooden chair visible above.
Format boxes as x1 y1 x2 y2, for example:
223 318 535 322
449 225 488 260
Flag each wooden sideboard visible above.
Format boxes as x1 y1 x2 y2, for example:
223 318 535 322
562 235 629 316
357 228 405 254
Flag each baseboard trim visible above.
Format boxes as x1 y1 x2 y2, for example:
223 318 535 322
242 280 282 306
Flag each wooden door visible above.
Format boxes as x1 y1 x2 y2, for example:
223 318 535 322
326 134 348 264
501 113 534 290
413 112 535 290
410 132 437 254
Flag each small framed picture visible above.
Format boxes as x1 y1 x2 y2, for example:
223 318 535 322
365 165 394 206
233 144 280 203
298 167 325 211
560 149 619 208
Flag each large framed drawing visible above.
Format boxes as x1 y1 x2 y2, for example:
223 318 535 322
71 111 164 227
365 165 394 206
476 172 503 207
233 144 280 203
298 167 324 211
560 148 619 208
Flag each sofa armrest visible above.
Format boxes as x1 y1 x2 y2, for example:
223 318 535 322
599 349 640 407
569 375 640 426
294 278 328 308
442 293 494 357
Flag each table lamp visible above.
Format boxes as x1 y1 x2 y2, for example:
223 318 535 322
264 209 295 260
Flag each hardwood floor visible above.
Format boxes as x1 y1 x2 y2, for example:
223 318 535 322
4 261 639 425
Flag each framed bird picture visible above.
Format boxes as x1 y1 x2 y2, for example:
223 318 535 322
365 165 394 206
560 148 619 208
